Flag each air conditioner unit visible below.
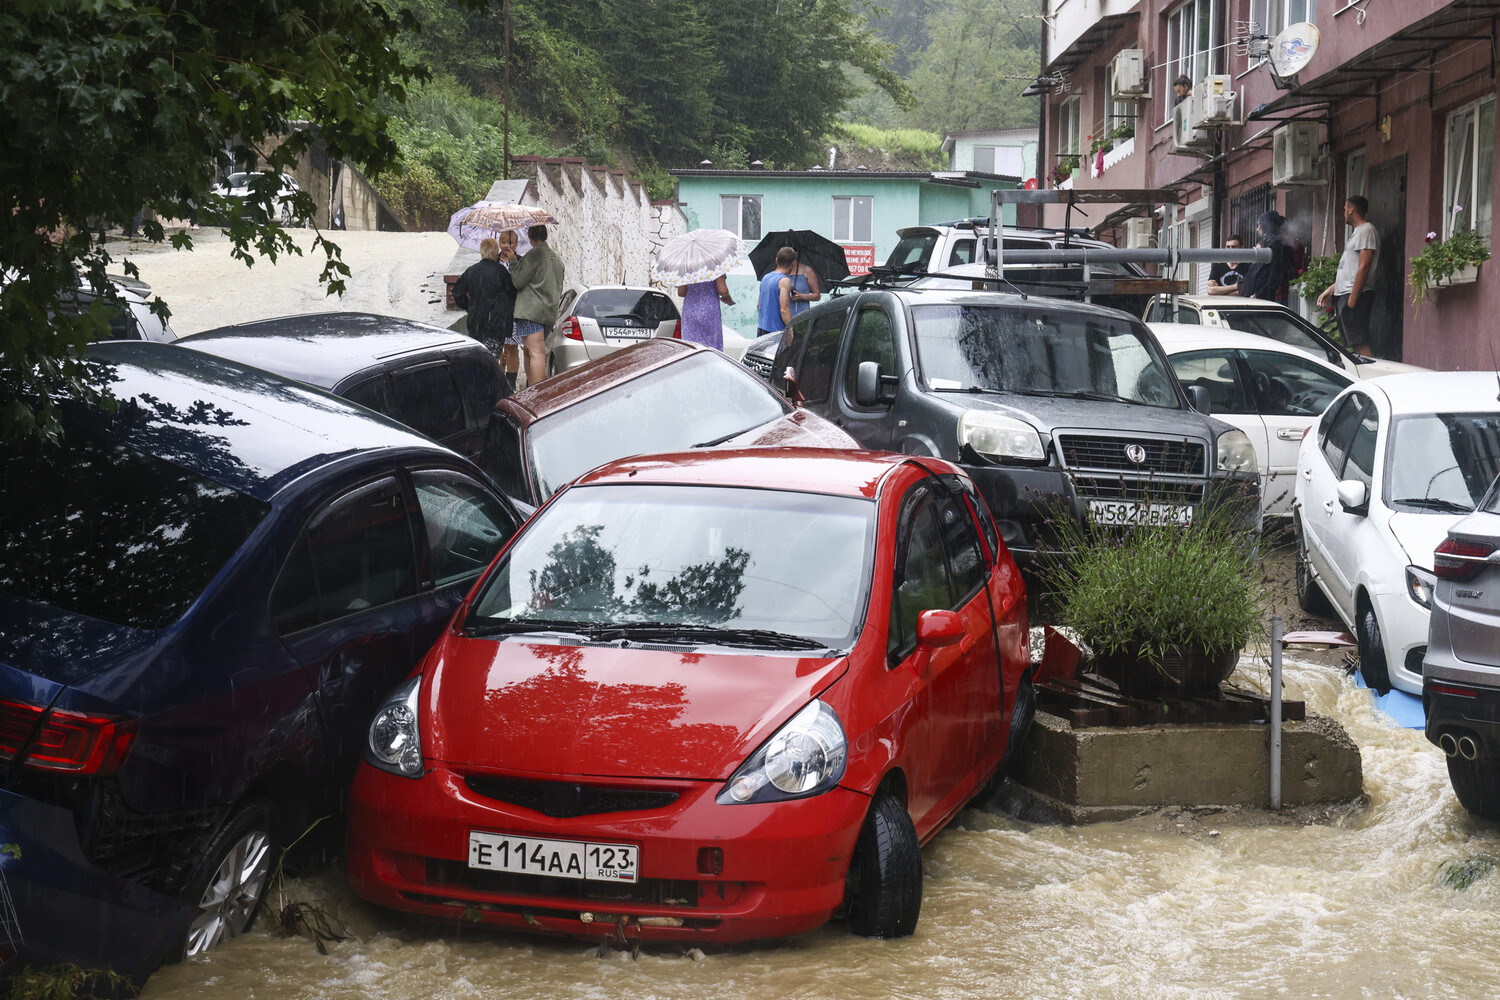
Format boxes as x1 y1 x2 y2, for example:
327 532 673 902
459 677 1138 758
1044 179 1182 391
1190 75 1237 128
1271 121 1322 186
1124 217 1155 249
1172 98 1214 157
1111 49 1147 98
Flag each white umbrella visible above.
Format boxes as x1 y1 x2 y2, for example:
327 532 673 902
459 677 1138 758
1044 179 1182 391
650 228 749 287
448 202 555 252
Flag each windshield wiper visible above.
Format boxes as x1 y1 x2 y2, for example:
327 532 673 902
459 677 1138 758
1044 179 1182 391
1392 497 1474 513
593 622 831 650
461 618 603 638
693 425 758 447
1007 388 1146 405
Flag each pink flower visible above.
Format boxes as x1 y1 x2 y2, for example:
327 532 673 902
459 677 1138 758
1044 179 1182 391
1426 231 1438 244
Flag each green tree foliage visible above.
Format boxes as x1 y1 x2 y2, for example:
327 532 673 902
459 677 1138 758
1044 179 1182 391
901 0 1040 132
862 0 933 77
0 0 427 442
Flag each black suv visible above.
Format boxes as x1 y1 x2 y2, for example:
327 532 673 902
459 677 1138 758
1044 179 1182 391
766 288 1261 567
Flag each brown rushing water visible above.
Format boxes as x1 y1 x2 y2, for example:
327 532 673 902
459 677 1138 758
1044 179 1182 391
141 652 1500 1000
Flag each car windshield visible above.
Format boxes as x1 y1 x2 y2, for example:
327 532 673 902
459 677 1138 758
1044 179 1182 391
224 172 250 188
466 484 874 648
910 304 1180 407
1218 310 1334 360
885 233 938 271
528 353 788 499
0 432 269 629
573 289 677 327
1388 413 1500 512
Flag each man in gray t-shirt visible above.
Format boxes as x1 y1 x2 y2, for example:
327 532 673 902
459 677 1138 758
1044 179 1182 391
1318 195 1378 357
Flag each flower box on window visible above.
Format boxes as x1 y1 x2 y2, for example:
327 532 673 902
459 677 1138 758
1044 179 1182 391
1435 262 1480 287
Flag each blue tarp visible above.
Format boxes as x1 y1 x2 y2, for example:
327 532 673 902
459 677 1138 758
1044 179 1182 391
1352 672 1426 729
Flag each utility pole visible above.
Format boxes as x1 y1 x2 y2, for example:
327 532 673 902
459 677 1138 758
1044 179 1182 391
503 0 511 180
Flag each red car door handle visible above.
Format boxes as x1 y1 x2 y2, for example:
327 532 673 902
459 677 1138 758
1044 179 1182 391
960 634 977 655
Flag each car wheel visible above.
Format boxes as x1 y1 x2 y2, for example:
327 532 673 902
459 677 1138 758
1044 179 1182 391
993 676 1037 782
181 800 278 957
845 790 922 938
1294 521 1334 617
1356 601 1392 695
1447 756 1500 820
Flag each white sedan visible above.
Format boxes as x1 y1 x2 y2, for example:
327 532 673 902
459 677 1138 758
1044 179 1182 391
209 171 301 224
1150 324 1351 516
546 284 751 375
1293 372 1500 695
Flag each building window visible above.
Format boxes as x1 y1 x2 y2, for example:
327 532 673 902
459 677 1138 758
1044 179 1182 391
1165 0 1224 119
1248 1 1318 66
1058 96 1083 155
720 195 762 240
833 196 874 243
973 146 997 173
1345 148 1366 201
1444 96 1495 241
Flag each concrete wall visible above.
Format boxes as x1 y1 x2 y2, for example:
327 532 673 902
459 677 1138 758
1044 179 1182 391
509 156 687 292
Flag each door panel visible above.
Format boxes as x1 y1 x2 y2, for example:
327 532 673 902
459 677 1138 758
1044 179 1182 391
1241 350 1350 516
1302 395 1363 611
1322 396 1380 620
1366 157 1406 361
835 306 899 449
1169 350 1268 501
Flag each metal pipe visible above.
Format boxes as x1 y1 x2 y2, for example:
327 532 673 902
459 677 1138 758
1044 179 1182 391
984 247 1273 265
1460 735 1479 761
1271 616 1283 811
1440 732 1459 757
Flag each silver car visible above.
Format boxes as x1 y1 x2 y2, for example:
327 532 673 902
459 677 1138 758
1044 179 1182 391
546 284 752 375
1424 476 1500 819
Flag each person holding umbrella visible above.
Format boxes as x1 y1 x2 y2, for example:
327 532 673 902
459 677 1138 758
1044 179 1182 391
756 247 798 337
650 228 748 351
788 252 821 319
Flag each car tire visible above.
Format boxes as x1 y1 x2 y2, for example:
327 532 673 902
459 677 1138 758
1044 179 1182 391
1447 756 1500 821
179 799 279 957
1294 521 1334 617
994 676 1037 781
845 790 922 938
1356 601 1392 695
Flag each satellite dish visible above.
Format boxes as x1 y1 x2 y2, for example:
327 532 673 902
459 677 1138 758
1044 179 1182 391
1269 22 1320 89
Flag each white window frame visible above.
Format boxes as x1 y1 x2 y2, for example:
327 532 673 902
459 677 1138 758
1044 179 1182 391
1444 96 1495 242
1058 96 1083 155
720 195 762 240
832 196 874 243
1165 0 1225 122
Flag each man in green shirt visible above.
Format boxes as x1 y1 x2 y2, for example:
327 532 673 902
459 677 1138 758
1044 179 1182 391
510 224 566 386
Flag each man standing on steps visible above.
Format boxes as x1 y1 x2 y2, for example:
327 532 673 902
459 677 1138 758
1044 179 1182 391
1318 196 1379 358
510 224 566 387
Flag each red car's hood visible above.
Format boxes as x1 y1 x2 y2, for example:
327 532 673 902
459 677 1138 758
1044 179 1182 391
424 637 847 780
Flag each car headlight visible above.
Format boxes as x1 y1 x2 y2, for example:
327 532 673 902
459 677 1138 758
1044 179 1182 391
717 701 847 805
1216 428 1258 474
366 675 424 778
1405 565 1436 609
957 411 1046 462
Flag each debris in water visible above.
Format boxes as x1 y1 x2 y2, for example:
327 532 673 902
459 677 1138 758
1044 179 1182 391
1439 855 1497 890
273 901 347 956
1209 829 1221 837
462 905 483 923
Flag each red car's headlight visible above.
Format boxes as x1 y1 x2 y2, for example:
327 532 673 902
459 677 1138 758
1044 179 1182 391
717 701 847 805
366 675 424 778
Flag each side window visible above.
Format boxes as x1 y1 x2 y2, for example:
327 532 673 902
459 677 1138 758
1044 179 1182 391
959 479 1000 560
1168 351 1248 413
1242 350 1350 417
1343 401 1380 488
843 308 898 404
451 353 506 421
343 375 391 415
270 476 419 631
796 311 846 404
936 492 986 600
391 363 465 440
888 494 954 660
480 413 531 501
1142 299 1165 323
947 239 975 266
1320 394 1365 475
410 470 516 587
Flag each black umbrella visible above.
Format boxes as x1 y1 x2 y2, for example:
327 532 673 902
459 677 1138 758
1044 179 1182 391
748 230 851 282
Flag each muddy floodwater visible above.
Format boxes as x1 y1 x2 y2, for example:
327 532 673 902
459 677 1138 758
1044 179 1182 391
142 652 1500 1000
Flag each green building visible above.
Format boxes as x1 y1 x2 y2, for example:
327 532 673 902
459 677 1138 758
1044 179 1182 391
669 167 1020 334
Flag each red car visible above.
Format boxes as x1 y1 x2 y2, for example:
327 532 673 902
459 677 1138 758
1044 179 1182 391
346 448 1031 943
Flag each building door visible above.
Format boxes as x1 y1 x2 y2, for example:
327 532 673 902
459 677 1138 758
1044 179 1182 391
1366 156 1407 361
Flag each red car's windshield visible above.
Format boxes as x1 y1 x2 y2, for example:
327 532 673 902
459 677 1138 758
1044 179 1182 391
466 483 875 648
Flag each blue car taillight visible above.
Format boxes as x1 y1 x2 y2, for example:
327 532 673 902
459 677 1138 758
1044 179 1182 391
0 700 138 775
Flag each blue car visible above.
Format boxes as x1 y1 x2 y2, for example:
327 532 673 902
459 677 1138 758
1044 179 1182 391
0 342 521 982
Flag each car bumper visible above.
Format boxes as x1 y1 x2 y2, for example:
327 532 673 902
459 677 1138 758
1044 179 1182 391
0 789 194 985
1370 587 1430 695
346 763 870 943
1424 679 1500 762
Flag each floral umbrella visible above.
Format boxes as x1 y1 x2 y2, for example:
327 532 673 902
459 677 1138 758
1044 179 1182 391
447 202 558 252
650 228 749 287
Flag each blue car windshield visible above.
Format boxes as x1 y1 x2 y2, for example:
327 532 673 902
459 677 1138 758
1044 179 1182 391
0 433 268 629
467 483 875 647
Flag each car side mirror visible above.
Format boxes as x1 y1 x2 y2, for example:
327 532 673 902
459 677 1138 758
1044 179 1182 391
914 609 965 649
1337 479 1369 515
855 361 882 407
1187 384 1212 414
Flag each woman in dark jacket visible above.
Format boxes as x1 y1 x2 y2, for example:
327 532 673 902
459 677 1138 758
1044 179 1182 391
452 237 517 359
1240 211 1294 305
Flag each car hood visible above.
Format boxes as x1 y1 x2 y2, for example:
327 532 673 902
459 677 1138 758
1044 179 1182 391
424 637 848 780
0 594 155 699
1387 511 1468 569
933 391 1214 439
727 409 859 449
1354 358 1424 379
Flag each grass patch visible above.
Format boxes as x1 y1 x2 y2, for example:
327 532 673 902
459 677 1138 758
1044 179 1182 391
1439 854 1496 890
833 122 944 158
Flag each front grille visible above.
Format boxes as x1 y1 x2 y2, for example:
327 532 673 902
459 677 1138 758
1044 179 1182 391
1057 433 1207 476
1072 476 1206 504
741 353 774 380
465 775 679 818
426 858 700 906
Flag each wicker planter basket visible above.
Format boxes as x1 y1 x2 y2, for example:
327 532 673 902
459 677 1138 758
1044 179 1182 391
1089 644 1240 698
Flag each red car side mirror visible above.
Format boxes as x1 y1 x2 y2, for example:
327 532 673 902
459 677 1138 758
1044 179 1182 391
914 609 965 649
